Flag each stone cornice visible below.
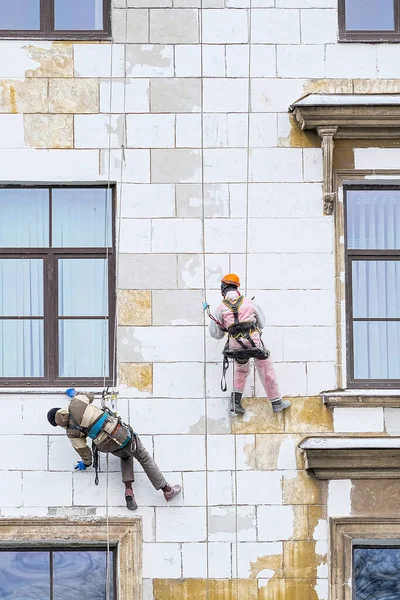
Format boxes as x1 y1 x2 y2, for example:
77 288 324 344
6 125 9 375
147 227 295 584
300 436 400 480
323 393 400 408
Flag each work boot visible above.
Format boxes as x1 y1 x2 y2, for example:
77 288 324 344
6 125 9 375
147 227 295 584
125 490 138 511
271 398 291 413
230 392 245 415
163 484 182 502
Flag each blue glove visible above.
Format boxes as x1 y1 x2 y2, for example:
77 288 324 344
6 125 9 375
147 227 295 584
74 461 87 471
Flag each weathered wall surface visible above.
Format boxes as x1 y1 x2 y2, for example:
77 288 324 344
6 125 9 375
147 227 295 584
2 1 400 599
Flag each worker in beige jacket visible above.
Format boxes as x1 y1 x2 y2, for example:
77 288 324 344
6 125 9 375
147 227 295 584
47 388 181 511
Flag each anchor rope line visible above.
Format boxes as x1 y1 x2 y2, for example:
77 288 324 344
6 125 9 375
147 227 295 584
199 1 211 597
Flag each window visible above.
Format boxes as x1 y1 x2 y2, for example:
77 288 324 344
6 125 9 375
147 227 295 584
0 185 115 387
0 547 116 599
0 0 111 40
345 186 400 388
339 0 400 42
354 545 400 599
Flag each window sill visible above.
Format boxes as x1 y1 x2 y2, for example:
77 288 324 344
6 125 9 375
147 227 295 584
0 387 107 395
323 390 400 408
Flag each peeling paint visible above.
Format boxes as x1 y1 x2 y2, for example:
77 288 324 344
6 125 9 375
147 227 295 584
249 554 281 579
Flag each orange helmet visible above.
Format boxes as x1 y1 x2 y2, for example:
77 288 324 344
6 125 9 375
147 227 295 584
221 273 240 287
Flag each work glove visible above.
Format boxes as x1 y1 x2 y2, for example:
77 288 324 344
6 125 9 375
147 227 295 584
74 461 87 471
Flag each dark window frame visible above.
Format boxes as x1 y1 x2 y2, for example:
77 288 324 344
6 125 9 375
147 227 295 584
0 184 116 388
345 184 400 389
338 0 400 42
0 545 117 600
0 0 111 40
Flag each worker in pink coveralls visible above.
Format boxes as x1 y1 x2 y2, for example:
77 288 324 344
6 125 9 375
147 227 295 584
209 273 290 416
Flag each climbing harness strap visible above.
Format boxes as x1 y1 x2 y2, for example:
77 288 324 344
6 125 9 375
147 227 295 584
93 442 100 486
87 412 109 439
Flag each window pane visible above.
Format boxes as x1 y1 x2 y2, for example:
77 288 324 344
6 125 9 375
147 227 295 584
345 0 395 31
59 319 109 377
347 189 400 250
53 551 114 600
52 188 112 248
0 259 43 317
59 259 108 317
0 320 44 377
354 547 400 599
54 0 104 30
354 321 400 379
0 552 50 598
0 0 41 30
353 261 400 319
0 189 49 247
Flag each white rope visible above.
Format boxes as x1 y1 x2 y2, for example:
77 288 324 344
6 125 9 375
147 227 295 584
199 3 210 598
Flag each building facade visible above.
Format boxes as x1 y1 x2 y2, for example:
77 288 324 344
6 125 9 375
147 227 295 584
1 0 400 598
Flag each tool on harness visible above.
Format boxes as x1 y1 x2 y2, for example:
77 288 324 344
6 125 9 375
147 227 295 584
92 442 100 485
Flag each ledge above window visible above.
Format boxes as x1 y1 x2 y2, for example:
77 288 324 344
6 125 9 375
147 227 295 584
323 391 400 408
300 436 400 480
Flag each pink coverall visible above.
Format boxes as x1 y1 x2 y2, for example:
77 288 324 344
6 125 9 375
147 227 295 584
209 290 281 400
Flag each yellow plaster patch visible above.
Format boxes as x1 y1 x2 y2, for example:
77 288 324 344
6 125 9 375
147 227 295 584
24 114 73 148
118 290 152 326
249 553 282 579
258 578 319 600
232 398 284 435
153 579 259 599
118 363 152 393
283 471 327 506
284 396 333 434
25 43 73 77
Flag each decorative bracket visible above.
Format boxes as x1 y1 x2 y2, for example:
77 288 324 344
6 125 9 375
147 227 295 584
317 126 338 216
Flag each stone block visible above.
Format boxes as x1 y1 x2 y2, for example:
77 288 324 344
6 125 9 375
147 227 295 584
294 505 310 540
208 435 236 470
334 407 384 433
252 8 300 43
176 114 201 148
49 436 81 471
126 113 175 148
252 434 283 470
129 397 205 435
133 471 183 506
249 113 278 147
237 541 282 578
23 472 72 507
250 148 303 183
234 434 256 470
75 114 124 148
120 218 151 253
283 326 336 362
143 543 181 578
307 362 336 396
351 480 400 517
269 362 307 397
280 252 335 290
259 578 320 600
152 218 202 252
151 149 201 183
150 9 199 43
25 42 73 77
249 182 320 217
284 397 333 434
0 399 22 435
0 79 48 113
277 45 325 78
121 183 175 218
354 148 400 170
385 407 400 434
126 45 174 77
204 78 248 112
225 45 248 77
258 505 294 541
328 480 351 517
24 114 73 149
113 8 149 42
156 506 206 541
100 78 150 112
118 290 152 326
119 363 153 393
49 78 99 113
237 471 282 504
203 9 248 43
278 113 320 149
153 579 258 599
203 114 245 148
283 470 327 505
304 290 336 326
0 149 99 181
100 149 150 183
232 397 284 435
151 78 201 112
284 540 323 579
0 435 47 470
208 471 233 505
0 472 22 508
353 79 400 94
252 78 306 113
182 542 232 578
74 44 125 77
176 183 229 217
118 253 177 289
250 45 276 77
301 8 337 43
204 45 225 76
325 44 377 78
183 471 207 506
126 0 171 6
249 217 332 253
153 289 203 325
153 361 204 397
205 217 246 252
119 325 204 361
204 149 247 183
177 253 230 290
154 434 205 470
209 506 257 542
308 505 327 540
303 148 323 182
174 45 201 77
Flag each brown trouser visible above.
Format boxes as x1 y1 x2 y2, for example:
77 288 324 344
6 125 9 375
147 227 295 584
112 433 167 490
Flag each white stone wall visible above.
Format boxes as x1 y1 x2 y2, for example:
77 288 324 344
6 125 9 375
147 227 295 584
2 1 400 598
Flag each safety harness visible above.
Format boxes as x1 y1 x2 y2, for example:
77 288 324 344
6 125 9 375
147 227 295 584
220 295 270 391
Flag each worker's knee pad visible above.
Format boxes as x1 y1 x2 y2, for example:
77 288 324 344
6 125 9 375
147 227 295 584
235 357 249 365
